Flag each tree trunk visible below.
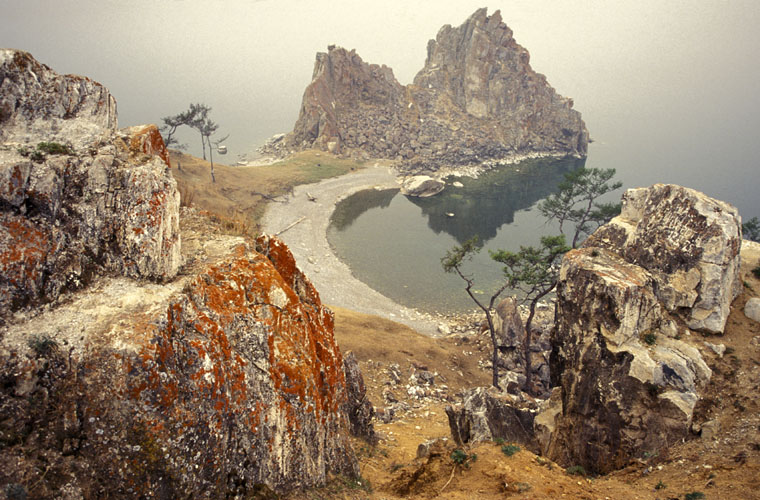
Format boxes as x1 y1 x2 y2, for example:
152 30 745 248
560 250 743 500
200 132 207 160
209 138 215 183
483 309 500 389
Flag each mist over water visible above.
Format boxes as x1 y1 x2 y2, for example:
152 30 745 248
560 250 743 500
2 1 758 218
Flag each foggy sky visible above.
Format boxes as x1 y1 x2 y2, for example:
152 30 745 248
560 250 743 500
2 0 759 215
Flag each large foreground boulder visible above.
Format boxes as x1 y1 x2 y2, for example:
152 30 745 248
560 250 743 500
0 237 358 497
547 247 711 473
585 184 742 334
0 49 361 497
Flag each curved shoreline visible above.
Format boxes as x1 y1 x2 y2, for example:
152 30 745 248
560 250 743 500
261 163 442 335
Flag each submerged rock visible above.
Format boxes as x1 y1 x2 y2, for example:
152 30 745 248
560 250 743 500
400 175 445 197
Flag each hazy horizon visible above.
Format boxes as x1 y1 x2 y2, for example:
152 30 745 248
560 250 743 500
2 0 759 216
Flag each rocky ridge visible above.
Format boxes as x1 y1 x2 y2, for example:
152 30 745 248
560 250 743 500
270 8 588 175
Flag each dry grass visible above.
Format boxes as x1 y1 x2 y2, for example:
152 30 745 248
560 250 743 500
169 150 364 232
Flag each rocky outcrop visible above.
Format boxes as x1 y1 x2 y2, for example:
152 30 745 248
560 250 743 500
0 50 362 497
547 247 712 473
0 49 117 148
584 184 742 334
0 237 358 497
544 187 741 473
0 50 181 320
281 9 588 172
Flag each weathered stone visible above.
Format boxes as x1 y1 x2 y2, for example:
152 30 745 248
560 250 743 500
445 386 539 452
745 297 760 323
275 9 587 171
0 49 118 148
0 236 359 496
400 175 445 197
547 247 711 473
342 350 377 444
0 50 181 320
585 184 742 334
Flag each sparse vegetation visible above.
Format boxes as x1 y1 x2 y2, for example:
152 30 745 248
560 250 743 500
170 150 364 232
501 444 520 457
565 465 587 476
27 334 58 356
451 449 477 468
643 332 657 345
655 480 666 490
36 141 73 155
684 492 706 500
742 216 760 242
17 141 73 162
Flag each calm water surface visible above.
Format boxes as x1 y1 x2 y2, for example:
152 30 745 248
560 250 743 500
327 158 588 313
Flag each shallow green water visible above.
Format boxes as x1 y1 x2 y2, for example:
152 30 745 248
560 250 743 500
327 157 586 313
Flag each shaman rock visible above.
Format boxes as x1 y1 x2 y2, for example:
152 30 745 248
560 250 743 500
547 247 711 473
0 236 358 497
0 50 180 320
585 184 742 334
281 9 588 172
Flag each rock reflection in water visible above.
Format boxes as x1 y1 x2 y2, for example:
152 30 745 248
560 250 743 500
409 157 585 244
327 158 585 312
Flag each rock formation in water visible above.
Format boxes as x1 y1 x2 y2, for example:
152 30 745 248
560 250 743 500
444 184 743 474
274 8 588 173
0 49 364 497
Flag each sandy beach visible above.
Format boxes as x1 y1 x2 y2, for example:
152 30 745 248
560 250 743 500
261 163 441 335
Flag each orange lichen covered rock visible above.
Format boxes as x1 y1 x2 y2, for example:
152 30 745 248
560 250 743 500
124 124 171 168
0 237 359 497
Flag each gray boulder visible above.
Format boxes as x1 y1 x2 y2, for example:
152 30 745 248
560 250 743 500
445 386 539 452
585 184 742 334
745 297 760 323
547 247 711 473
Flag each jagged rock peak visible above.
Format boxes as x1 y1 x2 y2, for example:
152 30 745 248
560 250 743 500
279 9 588 172
0 48 118 148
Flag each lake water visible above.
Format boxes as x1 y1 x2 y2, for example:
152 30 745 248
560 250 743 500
327 139 759 314
327 157 590 313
